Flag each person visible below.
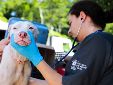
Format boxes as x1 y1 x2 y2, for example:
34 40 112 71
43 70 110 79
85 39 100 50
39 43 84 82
0 0 113 85
0 38 10 61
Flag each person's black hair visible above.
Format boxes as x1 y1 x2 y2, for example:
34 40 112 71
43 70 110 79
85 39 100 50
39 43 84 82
68 0 113 30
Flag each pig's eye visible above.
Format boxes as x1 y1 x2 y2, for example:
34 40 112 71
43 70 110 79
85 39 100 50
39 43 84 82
13 27 17 29
29 27 34 29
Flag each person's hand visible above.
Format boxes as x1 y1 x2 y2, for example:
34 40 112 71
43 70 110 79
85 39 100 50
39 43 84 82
10 31 43 66
0 38 10 57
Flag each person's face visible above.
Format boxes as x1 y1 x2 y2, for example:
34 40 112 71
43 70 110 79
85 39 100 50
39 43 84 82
68 14 81 38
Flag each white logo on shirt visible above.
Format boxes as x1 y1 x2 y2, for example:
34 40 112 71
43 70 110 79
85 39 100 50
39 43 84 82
71 59 87 71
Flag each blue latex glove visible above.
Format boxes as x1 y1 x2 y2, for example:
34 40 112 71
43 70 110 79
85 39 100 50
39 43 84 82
10 31 43 66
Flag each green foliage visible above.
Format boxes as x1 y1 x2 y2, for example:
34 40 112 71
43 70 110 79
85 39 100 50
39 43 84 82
39 0 74 30
105 23 113 34
63 43 70 52
93 0 113 11
49 30 69 38
0 0 113 36
0 0 41 21
0 16 7 22
0 12 7 21
92 0 113 34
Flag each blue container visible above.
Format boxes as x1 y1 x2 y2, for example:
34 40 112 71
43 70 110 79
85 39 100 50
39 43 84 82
32 21 49 44
5 17 49 44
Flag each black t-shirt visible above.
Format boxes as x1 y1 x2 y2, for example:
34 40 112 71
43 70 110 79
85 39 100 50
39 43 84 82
62 31 113 85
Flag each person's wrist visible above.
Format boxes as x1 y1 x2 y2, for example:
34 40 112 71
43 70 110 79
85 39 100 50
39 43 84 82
31 55 43 66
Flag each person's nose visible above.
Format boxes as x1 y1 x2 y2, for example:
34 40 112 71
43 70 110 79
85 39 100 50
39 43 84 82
18 31 27 38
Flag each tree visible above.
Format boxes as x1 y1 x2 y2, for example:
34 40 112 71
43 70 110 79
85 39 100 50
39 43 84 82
94 0 113 11
38 0 75 31
0 0 75 32
93 0 113 34
0 0 113 35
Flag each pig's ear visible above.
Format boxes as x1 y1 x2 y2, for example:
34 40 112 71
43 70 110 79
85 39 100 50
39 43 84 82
5 31 11 40
8 24 13 32
7 24 13 39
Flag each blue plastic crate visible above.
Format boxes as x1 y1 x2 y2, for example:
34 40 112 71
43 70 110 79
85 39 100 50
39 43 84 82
32 21 49 44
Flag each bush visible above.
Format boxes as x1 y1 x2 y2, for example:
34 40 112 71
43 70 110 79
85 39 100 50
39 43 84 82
105 23 113 34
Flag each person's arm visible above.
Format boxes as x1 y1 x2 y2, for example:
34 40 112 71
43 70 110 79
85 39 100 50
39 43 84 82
29 61 62 85
0 39 10 59
29 77 48 85
36 60 62 85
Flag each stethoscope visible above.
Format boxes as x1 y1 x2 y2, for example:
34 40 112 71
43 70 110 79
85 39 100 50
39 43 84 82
54 21 83 67
54 37 78 67
54 29 103 68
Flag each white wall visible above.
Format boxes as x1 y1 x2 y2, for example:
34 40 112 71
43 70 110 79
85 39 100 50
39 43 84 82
0 20 8 30
47 36 72 52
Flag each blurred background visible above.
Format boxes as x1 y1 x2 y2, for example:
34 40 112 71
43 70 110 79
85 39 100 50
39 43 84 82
0 0 113 58
0 0 113 36
0 0 113 57
0 0 113 78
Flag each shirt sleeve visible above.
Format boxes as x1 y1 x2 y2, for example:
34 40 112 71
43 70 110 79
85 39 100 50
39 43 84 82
62 35 109 85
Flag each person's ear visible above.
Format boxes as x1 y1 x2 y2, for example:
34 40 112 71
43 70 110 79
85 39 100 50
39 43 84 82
79 11 86 23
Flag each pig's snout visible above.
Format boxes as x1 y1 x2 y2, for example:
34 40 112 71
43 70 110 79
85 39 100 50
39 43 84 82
18 31 27 38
